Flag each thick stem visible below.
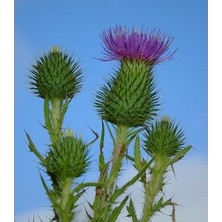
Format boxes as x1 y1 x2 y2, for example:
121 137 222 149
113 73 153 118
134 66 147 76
108 125 128 196
51 98 62 130
61 178 73 209
50 98 62 144
92 125 128 221
44 98 75 221
92 187 109 222
141 155 168 222
55 178 73 222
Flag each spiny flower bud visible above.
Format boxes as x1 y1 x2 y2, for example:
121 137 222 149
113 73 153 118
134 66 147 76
95 60 159 127
29 47 82 100
143 116 186 157
46 133 89 182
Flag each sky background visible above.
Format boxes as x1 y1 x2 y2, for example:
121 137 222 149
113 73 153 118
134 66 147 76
14 0 207 221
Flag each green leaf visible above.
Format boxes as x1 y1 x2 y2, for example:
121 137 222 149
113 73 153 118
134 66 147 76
63 192 80 218
105 121 115 144
58 98 69 129
25 131 45 164
85 204 93 220
99 154 106 172
134 135 142 171
72 182 104 194
98 161 110 183
110 158 153 203
171 145 192 164
126 199 139 222
43 98 52 132
153 196 175 213
125 154 135 162
40 173 69 219
100 120 105 150
127 127 145 146
86 200 94 211
99 121 106 172
39 173 58 208
107 196 129 222
86 127 99 147
154 196 164 211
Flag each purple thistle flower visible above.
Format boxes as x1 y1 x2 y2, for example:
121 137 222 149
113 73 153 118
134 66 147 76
99 25 176 64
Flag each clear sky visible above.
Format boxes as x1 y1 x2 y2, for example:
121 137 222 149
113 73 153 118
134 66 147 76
14 0 208 221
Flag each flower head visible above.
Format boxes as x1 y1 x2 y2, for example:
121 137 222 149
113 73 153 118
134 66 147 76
99 25 175 64
143 116 186 157
46 133 90 181
29 47 82 100
95 61 159 127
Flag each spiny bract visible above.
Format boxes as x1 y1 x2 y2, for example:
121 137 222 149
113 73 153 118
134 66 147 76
95 60 159 127
143 116 186 157
45 135 89 183
29 47 82 100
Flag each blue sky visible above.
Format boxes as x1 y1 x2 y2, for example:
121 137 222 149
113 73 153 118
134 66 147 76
14 0 207 221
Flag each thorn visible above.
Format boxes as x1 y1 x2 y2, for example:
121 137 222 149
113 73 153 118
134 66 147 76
86 126 99 147
171 203 176 222
171 164 177 181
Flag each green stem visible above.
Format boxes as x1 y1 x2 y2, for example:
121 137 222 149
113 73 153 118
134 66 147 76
51 98 62 129
44 98 75 221
55 178 74 222
108 125 128 196
91 125 128 221
61 178 72 209
91 187 109 221
141 155 168 222
51 98 62 144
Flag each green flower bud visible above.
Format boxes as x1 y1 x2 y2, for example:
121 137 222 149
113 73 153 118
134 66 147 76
143 116 186 157
29 47 82 100
46 133 89 182
95 60 159 127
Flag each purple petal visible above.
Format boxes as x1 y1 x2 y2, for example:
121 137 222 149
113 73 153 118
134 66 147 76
98 25 176 64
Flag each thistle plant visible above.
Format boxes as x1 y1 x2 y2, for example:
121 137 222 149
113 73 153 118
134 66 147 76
25 26 191 222
89 25 190 222
26 47 97 222
126 117 191 222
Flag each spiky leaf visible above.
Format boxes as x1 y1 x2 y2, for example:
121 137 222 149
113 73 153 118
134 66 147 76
95 60 159 127
127 199 139 222
107 196 129 222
